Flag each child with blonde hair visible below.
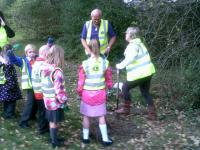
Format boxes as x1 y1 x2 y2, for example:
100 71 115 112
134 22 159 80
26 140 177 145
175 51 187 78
40 45 68 148
0 45 22 119
77 39 113 146
32 45 49 134
7 44 38 128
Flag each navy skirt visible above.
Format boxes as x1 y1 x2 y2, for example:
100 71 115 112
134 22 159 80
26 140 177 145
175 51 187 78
46 108 64 123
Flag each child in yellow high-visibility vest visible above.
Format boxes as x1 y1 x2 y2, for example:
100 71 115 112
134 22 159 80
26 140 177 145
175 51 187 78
40 45 68 148
7 44 38 128
77 39 113 146
0 45 22 119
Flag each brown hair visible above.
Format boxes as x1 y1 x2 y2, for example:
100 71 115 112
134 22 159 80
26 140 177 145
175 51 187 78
88 39 100 57
46 45 65 70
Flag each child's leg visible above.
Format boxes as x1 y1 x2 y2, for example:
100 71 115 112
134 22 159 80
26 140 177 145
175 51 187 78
99 116 113 145
49 122 64 147
30 99 38 120
98 116 108 141
37 100 49 134
82 116 90 140
19 89 35 127
3 101 16 118
49 122 58 144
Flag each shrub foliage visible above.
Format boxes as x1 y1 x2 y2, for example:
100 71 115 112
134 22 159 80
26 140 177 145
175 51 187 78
0 0 199 109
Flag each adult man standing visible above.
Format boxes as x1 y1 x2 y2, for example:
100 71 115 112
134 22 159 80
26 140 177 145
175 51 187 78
81 9 116 57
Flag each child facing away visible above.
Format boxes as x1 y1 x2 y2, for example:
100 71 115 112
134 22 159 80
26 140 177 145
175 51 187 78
40 45 68 148
7 44 38 128
77 39 113 146
0 44 22 119
32 45 49 134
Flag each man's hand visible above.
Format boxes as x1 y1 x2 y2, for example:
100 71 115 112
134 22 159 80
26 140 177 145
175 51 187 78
106 46 110 54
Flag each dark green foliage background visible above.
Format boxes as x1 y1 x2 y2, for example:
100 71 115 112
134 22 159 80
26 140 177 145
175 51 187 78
0 0 200 110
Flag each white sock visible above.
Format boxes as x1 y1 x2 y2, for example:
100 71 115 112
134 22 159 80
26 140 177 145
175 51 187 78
83 128 89 140
99 124 109 141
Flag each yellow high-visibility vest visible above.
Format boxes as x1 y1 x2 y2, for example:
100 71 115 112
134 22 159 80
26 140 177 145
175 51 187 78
85 19 108 54
41 66 63 98
126 38 155 81
0 27 9 48
32 61 44 93
83 57 109 90
0 66 6 84
21 59 32 89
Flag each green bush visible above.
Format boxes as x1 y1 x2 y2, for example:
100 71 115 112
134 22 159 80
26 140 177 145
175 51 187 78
180 48 200 109
57 0 136 60
8 0 63 40
1 0 200 111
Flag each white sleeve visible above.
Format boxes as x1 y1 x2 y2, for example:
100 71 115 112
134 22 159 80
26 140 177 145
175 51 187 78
117 44 139 69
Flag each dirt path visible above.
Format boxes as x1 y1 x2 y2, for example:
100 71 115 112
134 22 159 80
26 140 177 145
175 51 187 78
0 61 198 149
63 61 199 150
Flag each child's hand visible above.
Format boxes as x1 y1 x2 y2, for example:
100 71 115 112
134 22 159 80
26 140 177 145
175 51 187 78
6 49 14 56
77 90 82 97
76 95 81 101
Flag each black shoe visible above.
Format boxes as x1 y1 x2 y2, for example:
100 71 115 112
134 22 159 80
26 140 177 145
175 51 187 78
39 128 49 135
51 141 64 148
19 123 30 129
3 115 15 119
49 137 65 143
82 139 90 144
101 138 113 146
29 116 37 121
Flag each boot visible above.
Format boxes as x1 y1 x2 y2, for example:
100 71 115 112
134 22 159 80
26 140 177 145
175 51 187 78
50 128 64 148
147 105 157 120
115 101 131 115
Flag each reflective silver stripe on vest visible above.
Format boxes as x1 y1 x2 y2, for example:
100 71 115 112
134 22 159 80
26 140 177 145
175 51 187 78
21 79 29 82
42 89 55 94
33 86 41 91
22 72 27 75
127 61 152 72
98 20 107 40
0 66 6 84
86 73 105 79
32 78 41 82
84 81 105 87
42 81 55 94
135 51 148 60
86 21 92 40
42 82 54 88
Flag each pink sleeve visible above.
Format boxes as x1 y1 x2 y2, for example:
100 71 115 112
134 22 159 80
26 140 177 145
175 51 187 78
53 70 68 104
105 66 113 89
77 65 86 96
